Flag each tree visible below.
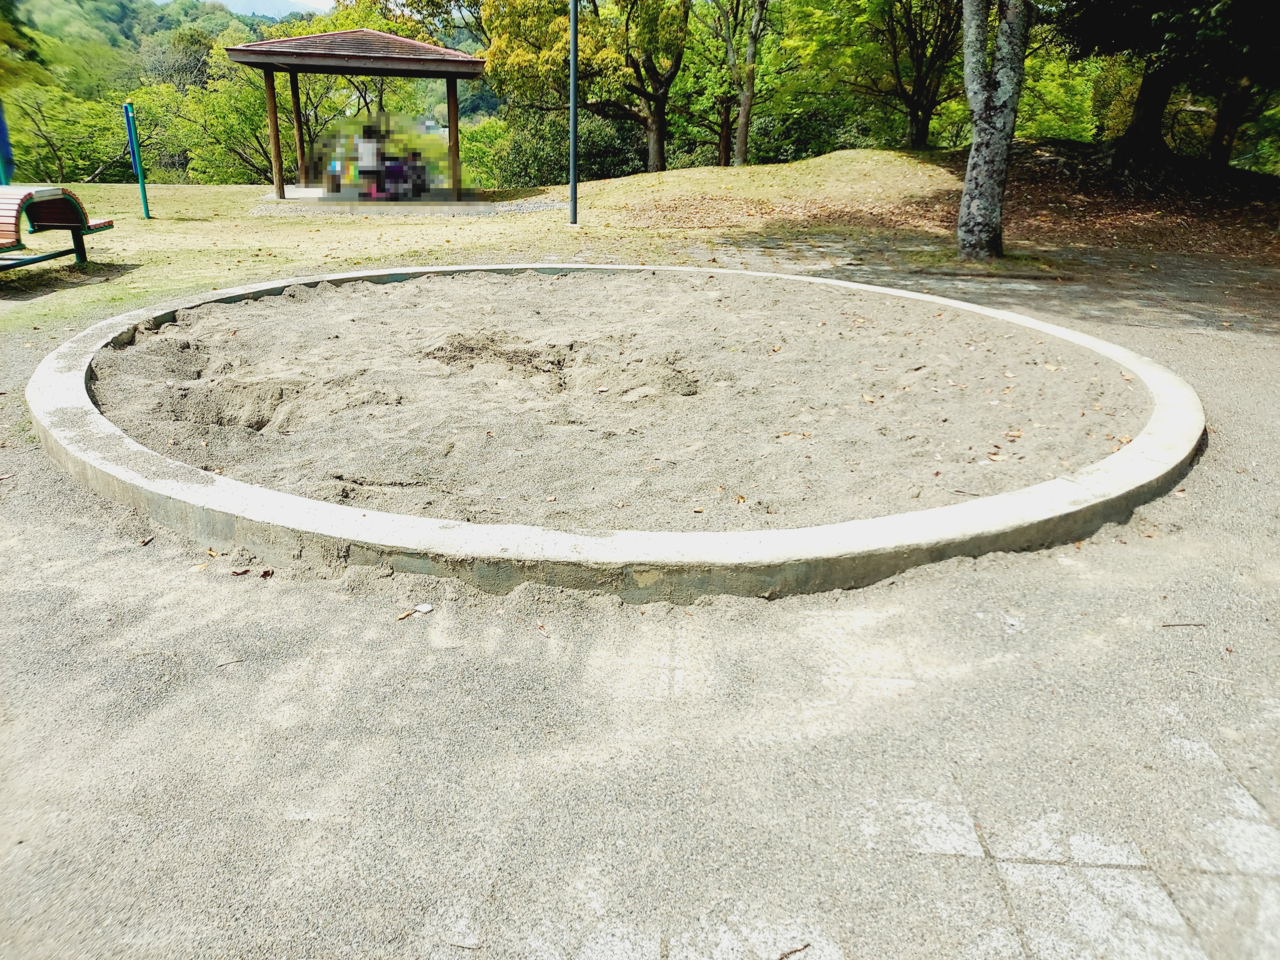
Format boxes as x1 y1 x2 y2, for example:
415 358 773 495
1187 0 1280 166
1059 1 1195 164
671 10 737 163
141 25 215 91
336 0 488 45
484 0 693 172
791 0 964 149
956 0 1032 258
698 0 771 164
1061 0 1280 168
1 0 51 90
674 0 781 164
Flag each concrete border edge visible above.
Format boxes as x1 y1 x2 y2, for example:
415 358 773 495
26 264 1205 602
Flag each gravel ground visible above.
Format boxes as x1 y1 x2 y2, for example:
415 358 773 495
91 270 1143 532
2 246 1278 960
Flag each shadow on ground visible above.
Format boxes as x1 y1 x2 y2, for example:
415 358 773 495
0 261 140 303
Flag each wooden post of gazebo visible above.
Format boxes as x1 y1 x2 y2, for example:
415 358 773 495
446 77 461 202
226 29 485 203
288 71 306 186
262 69 286 199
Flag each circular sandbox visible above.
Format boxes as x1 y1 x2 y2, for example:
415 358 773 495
28 265 1204 601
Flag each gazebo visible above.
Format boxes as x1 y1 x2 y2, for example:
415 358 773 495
226 29 486 201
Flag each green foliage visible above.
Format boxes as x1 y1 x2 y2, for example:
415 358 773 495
1236 96 1280 175
467 109 644 187
1015 47 1099 142
6 0 1280 189
458 115 509 187
7 83 124 181
747 95 882 162
1 0 49 90
484 0 693 169
786 0 964 148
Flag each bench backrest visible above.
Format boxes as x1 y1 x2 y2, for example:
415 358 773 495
0 187 91 250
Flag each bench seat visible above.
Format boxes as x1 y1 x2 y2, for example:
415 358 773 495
0 186 114 271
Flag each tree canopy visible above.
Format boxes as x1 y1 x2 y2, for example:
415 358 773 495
0 0 1276 189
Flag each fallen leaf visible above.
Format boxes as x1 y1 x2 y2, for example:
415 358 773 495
231 569 250 576
1044 364 1059 372
693 507 704 513
1174 489 1186 498
397 609 415 621
735 494 746 504
863 394 876 404
988 454 1007 462
546 495 556 502
1122 373 1133 381
259 568 274 579
139 536 154 546
1005 430 1022 439
188 563 208 573
206 547 217 558
0 473 14 481
1003 371 1016 378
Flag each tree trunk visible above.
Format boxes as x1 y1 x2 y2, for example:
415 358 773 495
717 99 732 166
907 107 931 149
645 96 669 172
1115 60 1176 163
1209 81 1250 167
734 68 754 165
957 0 1031 260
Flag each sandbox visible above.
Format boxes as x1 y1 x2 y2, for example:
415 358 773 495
28 265 1204 600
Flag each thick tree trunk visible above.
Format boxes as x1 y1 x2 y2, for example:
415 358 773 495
957 0 1031 260
1115 60 1176 163
960 110 1015 257
645 97 669 172
907 107 931 149
717 99 732 166
1209 81 1250 167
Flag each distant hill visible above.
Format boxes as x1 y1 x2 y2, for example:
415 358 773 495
18 0 333 45
189 0 330 16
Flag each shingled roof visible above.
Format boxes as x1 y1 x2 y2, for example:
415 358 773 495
226 28 485 79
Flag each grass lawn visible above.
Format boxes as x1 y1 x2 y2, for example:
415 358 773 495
2 147 1276 334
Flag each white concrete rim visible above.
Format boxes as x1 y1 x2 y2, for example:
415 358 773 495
26 264 1205 601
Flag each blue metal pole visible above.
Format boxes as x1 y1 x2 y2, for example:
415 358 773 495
569 0 578 224
123 102 151 220
0 99 12 186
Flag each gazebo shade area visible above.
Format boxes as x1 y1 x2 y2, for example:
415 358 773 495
226 29 485 201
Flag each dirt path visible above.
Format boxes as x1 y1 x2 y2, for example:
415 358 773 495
2 199 1279 957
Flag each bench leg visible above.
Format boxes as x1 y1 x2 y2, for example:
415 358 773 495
72 230 87 264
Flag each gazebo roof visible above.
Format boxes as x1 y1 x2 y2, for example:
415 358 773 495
226 28 485 80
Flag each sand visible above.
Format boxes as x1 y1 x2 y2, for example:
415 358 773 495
90 269 1149 533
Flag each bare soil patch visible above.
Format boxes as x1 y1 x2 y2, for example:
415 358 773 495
91 270 1148 533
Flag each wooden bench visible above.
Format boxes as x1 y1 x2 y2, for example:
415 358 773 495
0 186 114 272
